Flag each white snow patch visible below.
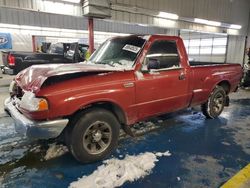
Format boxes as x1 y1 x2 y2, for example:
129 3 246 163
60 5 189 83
145 121 155 127
44 143 68 160
155 151 172 157
69 151 171 188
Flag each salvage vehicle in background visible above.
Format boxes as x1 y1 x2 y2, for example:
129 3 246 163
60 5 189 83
4 35 243 163
0 42 89 75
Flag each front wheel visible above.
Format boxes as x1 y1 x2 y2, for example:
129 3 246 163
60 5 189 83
68 108 120 163
201 86 226 119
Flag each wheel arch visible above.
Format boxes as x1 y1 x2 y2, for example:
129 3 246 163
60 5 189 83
71 100 128 126
216 80 231 94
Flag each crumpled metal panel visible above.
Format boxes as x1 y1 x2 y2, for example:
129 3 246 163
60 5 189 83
15 63 132 93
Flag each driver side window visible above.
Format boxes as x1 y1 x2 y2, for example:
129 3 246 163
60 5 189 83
146 40 180 70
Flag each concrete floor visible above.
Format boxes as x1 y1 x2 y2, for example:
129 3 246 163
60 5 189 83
0 75 249 187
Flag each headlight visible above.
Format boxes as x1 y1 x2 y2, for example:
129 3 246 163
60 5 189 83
20 91 49 112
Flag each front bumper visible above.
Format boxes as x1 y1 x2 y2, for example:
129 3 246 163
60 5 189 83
4 97 69 139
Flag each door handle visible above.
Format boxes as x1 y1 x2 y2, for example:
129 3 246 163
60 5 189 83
123 82 134 88
179 73 186 80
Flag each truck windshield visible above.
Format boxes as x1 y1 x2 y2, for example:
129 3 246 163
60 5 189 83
89 36 146 68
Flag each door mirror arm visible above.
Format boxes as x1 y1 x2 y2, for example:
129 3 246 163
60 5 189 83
141 64 149 73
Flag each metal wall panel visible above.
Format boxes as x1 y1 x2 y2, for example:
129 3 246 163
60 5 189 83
0 0 249 26
19 0 32 9
93 18 171 35
227 35 245 64
1 0 249 36
5 0 19 7
0 0 5 6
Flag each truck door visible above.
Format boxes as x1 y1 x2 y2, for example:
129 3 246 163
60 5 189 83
135 39 190 119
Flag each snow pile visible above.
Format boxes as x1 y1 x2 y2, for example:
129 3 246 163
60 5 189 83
155 150 171 157
69 151 171 188
44 143 68 160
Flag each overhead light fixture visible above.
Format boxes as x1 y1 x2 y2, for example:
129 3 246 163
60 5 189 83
194 18 208 25
207 21 221 26
137 23 148 27
61 0 81 3
20 25 42 30
229 24 242 29
194 18 221 26
0 23 20 29
158 12 179 20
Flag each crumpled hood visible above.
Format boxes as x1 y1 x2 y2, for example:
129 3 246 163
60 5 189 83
15 63 130 93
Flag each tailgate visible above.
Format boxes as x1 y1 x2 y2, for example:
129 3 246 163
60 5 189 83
2 51 9 67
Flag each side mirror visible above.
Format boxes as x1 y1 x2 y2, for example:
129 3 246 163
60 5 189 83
148 58 160 70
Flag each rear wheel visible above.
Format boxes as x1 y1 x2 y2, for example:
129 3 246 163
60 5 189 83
201 86 226 119
68 108 120 163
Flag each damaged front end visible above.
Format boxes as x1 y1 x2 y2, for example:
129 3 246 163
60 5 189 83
4 63 129 139
4 79 68 139
15 63 129 93
4 95 69 139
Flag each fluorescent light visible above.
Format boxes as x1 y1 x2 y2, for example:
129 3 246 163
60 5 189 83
60 29 76 33
230 24 242 29
194 18 221 27
207 21 221 26
158 12 179 20
194 18 208 24
61 0 81 3
20 25 42 30
0 23 20 29
137 23 148 27
42 27 61 32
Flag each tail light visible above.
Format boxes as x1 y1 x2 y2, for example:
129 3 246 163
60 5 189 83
8 54 15 66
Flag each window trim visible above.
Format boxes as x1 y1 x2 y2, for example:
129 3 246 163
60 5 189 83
149 67 183 73
142 39 181 72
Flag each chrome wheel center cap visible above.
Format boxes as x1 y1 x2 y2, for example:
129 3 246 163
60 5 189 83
92 130 102 142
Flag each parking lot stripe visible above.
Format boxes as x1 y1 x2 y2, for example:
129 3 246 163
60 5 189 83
221 164 250 188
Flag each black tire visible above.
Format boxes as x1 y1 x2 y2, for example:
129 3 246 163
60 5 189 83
68 108 120 163
201 86 226 119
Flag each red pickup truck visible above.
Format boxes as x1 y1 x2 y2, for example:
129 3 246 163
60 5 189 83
4 35 242 163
